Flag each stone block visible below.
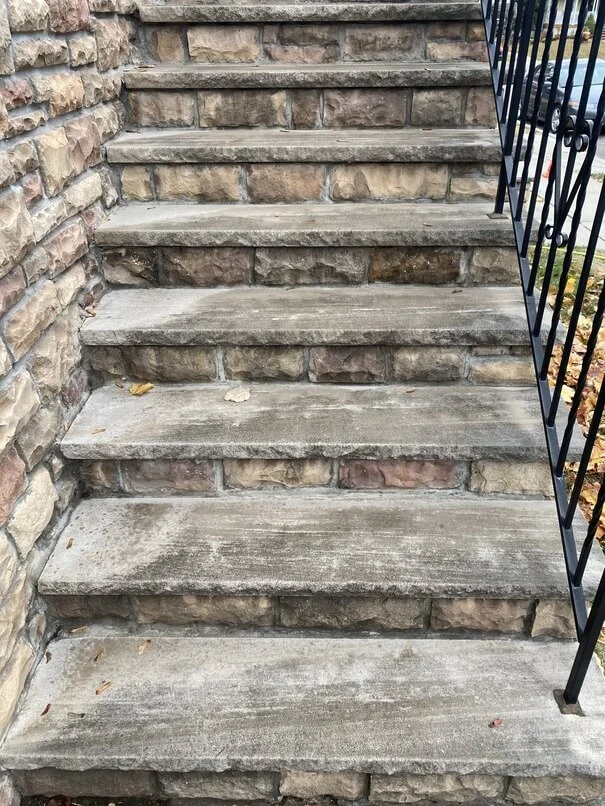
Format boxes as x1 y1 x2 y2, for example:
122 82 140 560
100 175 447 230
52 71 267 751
392 347 465 382
4 281 61 360
7 0 49 31
37 127 75 196
331 164 448 201
0 373 39 454
0 640 34 732
255 247 367 285
95 17 131 71
13 768 156 797
309 347 386 383
48 0 89 31
122 345 216 382
507 776 605 804
31 197 67 243
102 248 159 287
450 174 499 201
64 116 101 175
13 37 68 69
427 41 487 61
280 596 426 630
7 109 47 138
134 595 274 626
0 78 33 110
27 308 81 395
92 103 120 142
369 247 461 284
412 89 463 127
62 173 103 216
224 346 304 381
0 531 17 598
16 403 62 470
0 189 35 278
121 166 154 201
469 356 534 385
187 26 260 62
0 152 14 188
162 247 252 286
0 772 20 806
9 141 38 178
0 267 26 318
155 165 240 202
370 773 505 803
469 247 519 285
340 460 464 490
160 771 276 800
324 89 408 127
470 461 553 497
31 72 85 117
129 90 196 127
146 27 185 62
21 174 44 206
344 24 423 61
224 458 332 489
0 448 26 525
430 598 531 633
80 460 121 493
465 87 497 127
291 89 320 127
247 164 324 203
7 465 57 557
281 771 367 799
198 89 287 127
121 459 216 495
531 601 576 640
69 34 97 66
44 219 88 276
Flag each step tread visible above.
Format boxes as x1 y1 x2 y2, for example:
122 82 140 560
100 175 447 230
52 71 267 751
140 1 482 24
95 201 515 247
81 286 527 346
61 382 573 461
124 60 490 89
107 128 501 164
38 493 604 598
3 633 605 775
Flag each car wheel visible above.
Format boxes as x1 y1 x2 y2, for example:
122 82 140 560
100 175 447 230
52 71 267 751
550 104 561 134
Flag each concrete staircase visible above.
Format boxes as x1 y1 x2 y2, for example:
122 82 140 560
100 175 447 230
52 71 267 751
3 1 605 803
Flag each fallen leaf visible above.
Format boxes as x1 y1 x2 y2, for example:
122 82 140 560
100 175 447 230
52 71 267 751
405 388 417 394
70 626 88 634
93 647 105 663
90 427 106 435
95 680 111 696
224 387 251 403
138 639 152 655
66 537 74 549
489 717 503 728
45 650 52 663
67 712 86 719
129 382 154 396
115 380 124 389
40 703 51 716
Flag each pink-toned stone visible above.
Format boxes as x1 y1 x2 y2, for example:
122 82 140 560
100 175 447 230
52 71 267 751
121 459 216 495
44 220 88 277
339 460 465 490
48 0 89 32
64 116 101 175
0 267 26 318
0 448 27 525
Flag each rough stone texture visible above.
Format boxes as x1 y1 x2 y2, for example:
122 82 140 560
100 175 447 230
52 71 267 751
121 459 216 495
48 0 89 32
154 165 241 202
121 166 154 201
339 460 464 490
325 89 408 127
248 164 325 203
470 247 520 284
470 461 553 497
280 596 426 629
331 164 449 201
392 347 465 382
134 594 273 626
31 72 85 117
160 771 276 800
0 448 26 525
8 0 49 31
188 26 260 62
255 247 367 285
281 771 367 799
224 347 304 381
309 347 386 383
4 281 61 360
369 247 461 284
370 773 505 803
37 127 76 195
0 372 39 454
13 767 156 797
6 466 57 558
0 640 34 732
507 776 605 803
129 91 196 127
162 247 253 286
13 37 68 69
224 459 332 489
430 598 531 633
198 89 287 127
469 355 534 385
531 601 576 640
146 27 186 62
0 189 36 278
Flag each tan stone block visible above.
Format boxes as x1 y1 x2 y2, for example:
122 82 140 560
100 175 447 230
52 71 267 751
224 346 304 381
80 67 104 107
469 356 534 385
0 372 39 454
160 771 275 800
309 346 386 383
121 459 216 495
7 466 57 558
393 347 465 382
412 89 463 127
120 345 216 381
96 17 131 71
48 0 89 32
470 461 553 497
426 21 466 38
162 247 252 286
9 141 38 179
102 248 159 287
331 164 448 201
369 247 461 284
255 247 367 285
224 458 332 489
291 89 320 127
248 164 324 202
431 598 531 633
469 247 519 285
146 27 185 62
187 26 260 62
198 89 287 127
280 596 426 630
0 189 35 278
155 165 240 201
344 23 423 61
0 154 14 189
21 174 44 207
0 531 18 598
281 772 367 799
532 601 576 639
121 166 154 201
62 173 103 216
370 773 505 803
134 595 274 626
92 103 120 141
0 5 13 75
16 403 62 470
0 98 6 138
0 569 30 670
427 41 487 61
4 281 61 361
0 641 34 732
7 109 47 139
0 267 26 318
69 34 97 66
37 127 75 195
340 459 464 490
13 37 68 69
129 91 196 127
465 87 497 127
31 197 67 242
44 219 88 276
27 308 81 395
507 776 605 804
0 79 33 111
80 460 121 493
450 175 499 201
31 72 85 117
0 339 11 375
324 89 408 127
7 0 49 31
64 116 101 174
0 448 26 525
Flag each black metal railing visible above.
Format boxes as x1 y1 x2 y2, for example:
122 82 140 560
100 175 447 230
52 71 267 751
482 0 605 703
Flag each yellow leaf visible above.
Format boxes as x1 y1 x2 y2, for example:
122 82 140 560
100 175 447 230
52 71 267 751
138 639 152 655
129 383 154 397
224 387 251 403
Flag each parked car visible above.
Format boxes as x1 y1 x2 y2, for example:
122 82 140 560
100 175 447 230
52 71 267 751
524 57 605 133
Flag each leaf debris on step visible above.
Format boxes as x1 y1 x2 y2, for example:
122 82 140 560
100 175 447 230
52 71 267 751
489 717 503 728
66 537 74 549
93 647 105 663
40 703 51 716
138 639 152 655
70 626 88 634
129 382 155 396
224 387 251 403
95 680 111 696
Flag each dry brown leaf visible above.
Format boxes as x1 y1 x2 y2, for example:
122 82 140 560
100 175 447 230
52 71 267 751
90 427 106 435
45 650 52 663
95 680 111 696
224 387 251 403
66 537 74 549
138 639 152 655
40 703 51 716
489 717 503 728
129 382 154 396
93 647 105 663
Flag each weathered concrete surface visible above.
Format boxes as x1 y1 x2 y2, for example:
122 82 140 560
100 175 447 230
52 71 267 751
81 286 527 347
37 493 604 598
3 635 605 775
60 383 576 462
107 128 501 164
124 61 490 89
140 1 483 24
95 202 515 248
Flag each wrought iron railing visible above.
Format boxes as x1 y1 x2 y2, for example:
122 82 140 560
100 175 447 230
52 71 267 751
482 0 605 703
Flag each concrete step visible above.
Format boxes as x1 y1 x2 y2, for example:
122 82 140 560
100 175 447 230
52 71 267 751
4 634 605 801
125 62 495 128
38 493 603 634
82 286 532 384
140 1 483 24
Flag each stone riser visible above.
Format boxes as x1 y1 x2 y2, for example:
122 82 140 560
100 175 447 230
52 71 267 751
87 344 533 385
118 161 499 204
140 21 487 66
45 591 573 639
127 85 495 128
80 457 552 497
15 767 604 804
101 245 519 287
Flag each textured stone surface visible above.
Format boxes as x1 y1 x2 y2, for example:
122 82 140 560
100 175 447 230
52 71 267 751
129 91 196 127
198 89 287 127
0 372 39 454
120 459 216 494
430 598 531 633
0 190 35 278
470 461 553 497
160 771 276 799
331 164 449 201
281 771 367 798
339 460 464 489
248 164 325 202
37 128 75 196
507 775 605 803
370 773 505 803
392 347 465 382
0 640 34 732
470 246 520 284
7 466 57 558
255 247 367 284
224 346 304 381
369 247 461 283
309 347 386 383
31 72 85 117
162 247 253 286
154 165 240 202
13 767 156 797
531 601 576 640
280 595 426 629
47 0 89 31
134 594 273 626
187 26 260 62
4 635 605 775
7 0 49 31
224 459 332 489
0 448 26 525
4 281 61 360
